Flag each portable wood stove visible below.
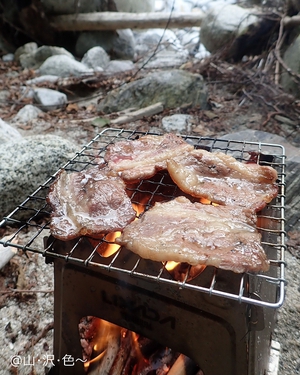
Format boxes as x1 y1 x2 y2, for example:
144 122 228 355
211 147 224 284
0 128 286 375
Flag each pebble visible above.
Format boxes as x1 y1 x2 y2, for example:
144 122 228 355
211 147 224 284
33 88 67 111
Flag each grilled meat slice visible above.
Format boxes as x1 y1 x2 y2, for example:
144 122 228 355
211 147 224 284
167 149 278 212
116 196 269 273
104 133 194 182
47 167 136 241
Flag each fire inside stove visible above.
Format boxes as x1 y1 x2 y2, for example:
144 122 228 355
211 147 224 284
79 316 204 375
0 128 286 375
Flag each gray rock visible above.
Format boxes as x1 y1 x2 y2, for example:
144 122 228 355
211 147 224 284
177 27 201 54
18 45 74 69
138 50 189 69
40 0 104 15
114 0 154 12
14 42 38 63
19 53 38 69
106 60 134 73
13 105 44 122
26 75 59 85
134 29 189 68
0 119 22 143
38 55 93 77
200 3 258 54
75 29 135 60
20 86 35 99
35 45 74 63
162 114 194 133
281 35 300 98
2 53 14 62
81 46 110 70
98 69 208 113
0 135 77 218
33 88 67 111
134 29 185 56
218 130 300 230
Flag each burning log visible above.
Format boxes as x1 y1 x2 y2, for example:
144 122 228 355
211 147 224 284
87 324 120 375
167 354 200 375
108 329 132 375
136 347 175 375
80 317 203 375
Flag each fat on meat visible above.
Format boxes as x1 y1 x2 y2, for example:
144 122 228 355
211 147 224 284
167 149 278 212
47 167 136 241
104 133 194 182
116 196 270 274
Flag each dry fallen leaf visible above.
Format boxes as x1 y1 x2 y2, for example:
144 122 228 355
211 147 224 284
66 103 79 113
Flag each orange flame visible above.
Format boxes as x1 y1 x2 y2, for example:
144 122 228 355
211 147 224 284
165 261 180 271
200 197 219 206
99 202 145 258
101 231 121 257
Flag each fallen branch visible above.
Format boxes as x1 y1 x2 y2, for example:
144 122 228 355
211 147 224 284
0 289 54 295
49 11 203 31
0 236 18 269
111 102 164 125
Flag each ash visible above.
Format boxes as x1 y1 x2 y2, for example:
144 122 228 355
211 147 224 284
0 230 54 375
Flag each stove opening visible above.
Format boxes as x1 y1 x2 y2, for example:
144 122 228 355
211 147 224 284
79 316 204 375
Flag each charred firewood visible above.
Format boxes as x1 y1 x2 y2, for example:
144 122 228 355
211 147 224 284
135 347 177 375
108 329 132 375
137 336 165 359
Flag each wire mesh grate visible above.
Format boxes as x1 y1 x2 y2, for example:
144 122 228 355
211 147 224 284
0 128 286 308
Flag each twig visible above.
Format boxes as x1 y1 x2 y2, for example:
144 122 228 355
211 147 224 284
111 102 164 125
0 289 54 295
274 16 286 85
261 111 282 128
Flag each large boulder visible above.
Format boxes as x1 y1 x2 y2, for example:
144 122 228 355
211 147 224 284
200 3 258 54
97 69 208 113
40 0 154 14
75 29 135 59
40 0 104 15
114 0 155 12
0 135 77 219
281 35 300 98
0 119 23 143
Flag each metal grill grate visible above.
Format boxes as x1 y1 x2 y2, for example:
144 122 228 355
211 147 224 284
0 128 286 308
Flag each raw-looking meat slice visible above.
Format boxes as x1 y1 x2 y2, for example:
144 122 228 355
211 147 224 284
104 133 194 182
47 167 136 241
116 196 269 274
167 149 278 212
